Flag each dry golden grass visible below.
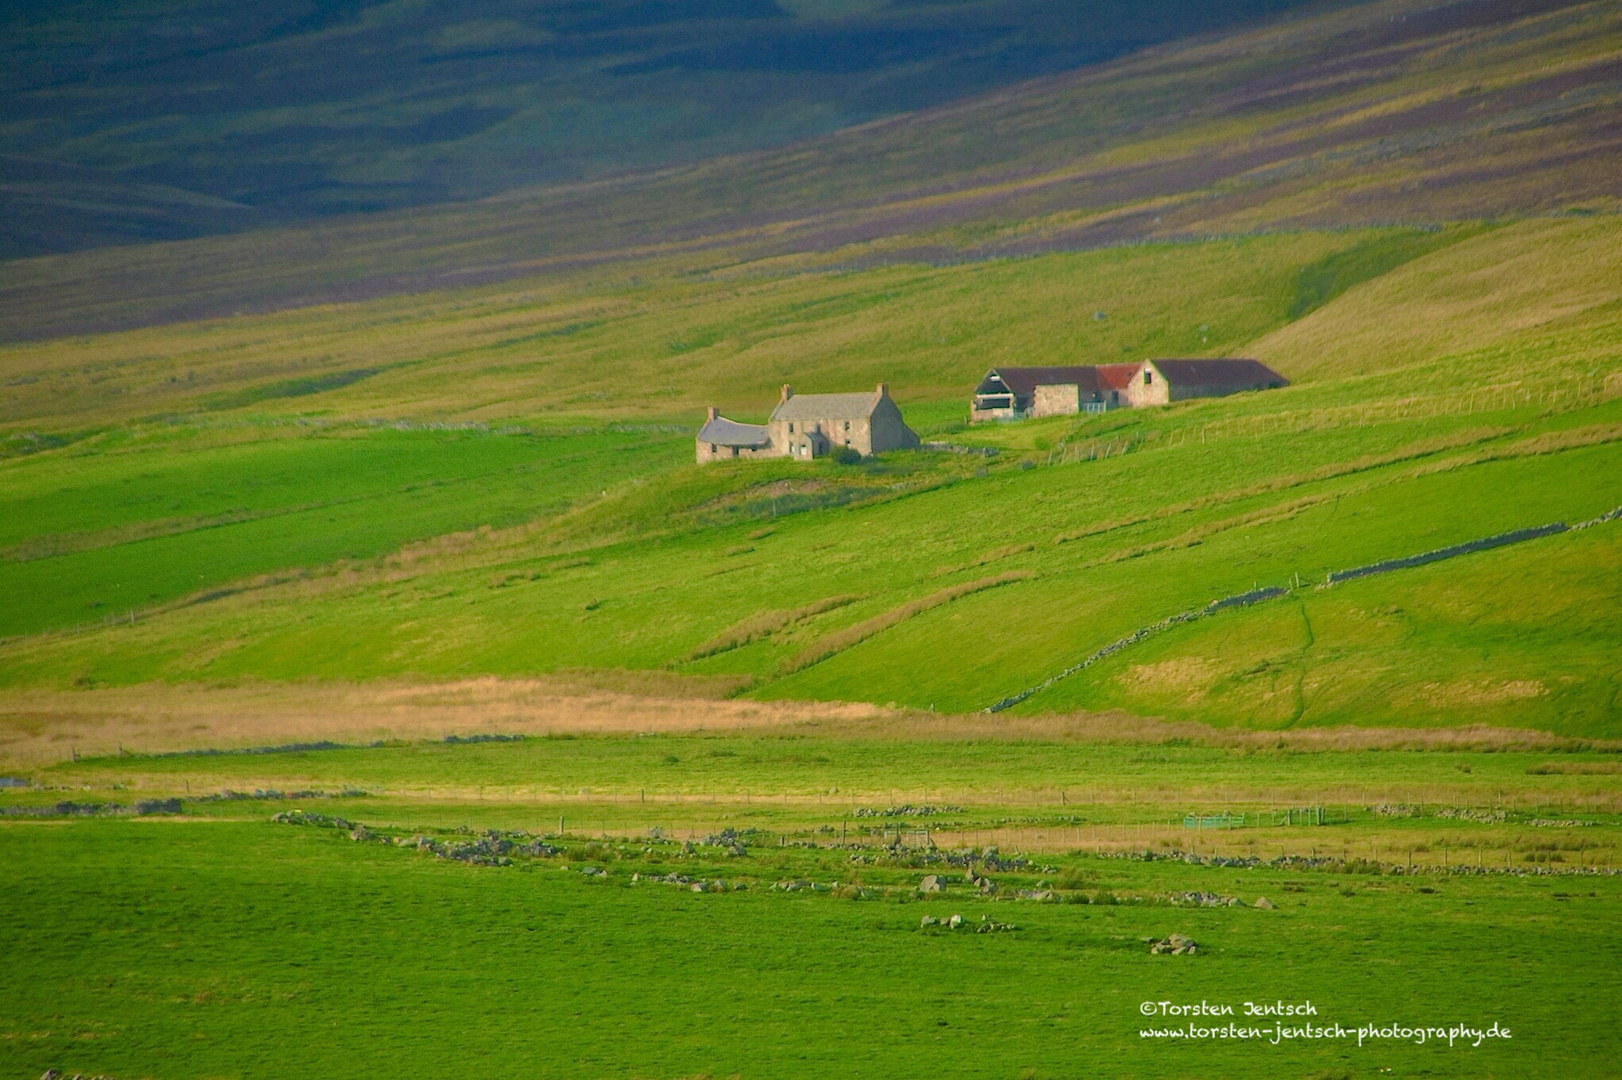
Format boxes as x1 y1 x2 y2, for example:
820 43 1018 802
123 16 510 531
5 674 1610 772
0 677 883 765
1252 218 1622 380
806 708 1618 753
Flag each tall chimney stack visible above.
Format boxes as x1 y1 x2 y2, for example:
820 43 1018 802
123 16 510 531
706 406 718 421
780 384 793 403
876 382 889 397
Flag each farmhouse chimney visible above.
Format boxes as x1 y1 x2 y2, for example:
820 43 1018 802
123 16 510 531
876 382 889 397
780 384 793 403
706 406 718 421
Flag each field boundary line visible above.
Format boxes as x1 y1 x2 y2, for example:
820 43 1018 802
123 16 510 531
782 572 1033 676
984 505 1622 713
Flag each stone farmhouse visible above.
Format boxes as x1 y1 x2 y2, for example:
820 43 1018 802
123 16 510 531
970 358 1287 422
697 383 921 463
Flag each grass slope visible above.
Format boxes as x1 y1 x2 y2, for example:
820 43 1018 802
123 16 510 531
0 0 1314 256
2 219 1620 734
3 0 1619 339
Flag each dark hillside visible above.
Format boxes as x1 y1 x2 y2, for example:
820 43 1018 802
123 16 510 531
1 0 1615 341
0 0 1313 256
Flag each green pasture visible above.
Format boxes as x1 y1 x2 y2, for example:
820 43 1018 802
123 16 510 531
1 805 1617 1079
17 733 1620 871
4 711 1618 1080
0 424 688 637
39 734 1621 808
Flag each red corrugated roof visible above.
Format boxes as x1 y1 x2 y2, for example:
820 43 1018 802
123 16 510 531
1096 362 1140 390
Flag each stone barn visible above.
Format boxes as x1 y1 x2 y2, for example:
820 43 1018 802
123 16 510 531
697 383 920 463
972 364 1143 421
971 359 1286 421
1120 359 1289 406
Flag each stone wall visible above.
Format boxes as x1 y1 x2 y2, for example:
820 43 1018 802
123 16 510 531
869 391 921 453
1123 363 1170 407
1032 383 1081 418
696 441 779 464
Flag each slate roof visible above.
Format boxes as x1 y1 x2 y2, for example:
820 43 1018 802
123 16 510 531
977 366 1102 398
1150 359 1287 388
770 392 879 422
697 416 772 447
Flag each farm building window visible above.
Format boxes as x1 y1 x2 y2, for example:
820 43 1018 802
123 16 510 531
788 423 795 433
1144 370 1153 384
844 421 850 432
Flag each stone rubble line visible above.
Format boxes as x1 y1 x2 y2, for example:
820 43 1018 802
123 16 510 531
275 812 1622 883
984 505 1622 713
1107 847 1620 878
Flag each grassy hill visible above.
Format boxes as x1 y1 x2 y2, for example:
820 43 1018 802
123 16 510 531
2 0 1618 340
2 215 1619 737
0 0 1315 258
4 7 1621 1077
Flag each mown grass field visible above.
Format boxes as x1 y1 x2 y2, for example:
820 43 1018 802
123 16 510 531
3 731 1619 1079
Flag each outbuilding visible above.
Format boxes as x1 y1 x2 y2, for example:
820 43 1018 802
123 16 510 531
970 359 1286 421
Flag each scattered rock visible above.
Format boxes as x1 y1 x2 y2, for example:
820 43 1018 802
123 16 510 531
1254 897 1275 910
919 874 945 893
853 803 962 818
920 915 939 928
947 914 963 929
1149 933 1199 955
